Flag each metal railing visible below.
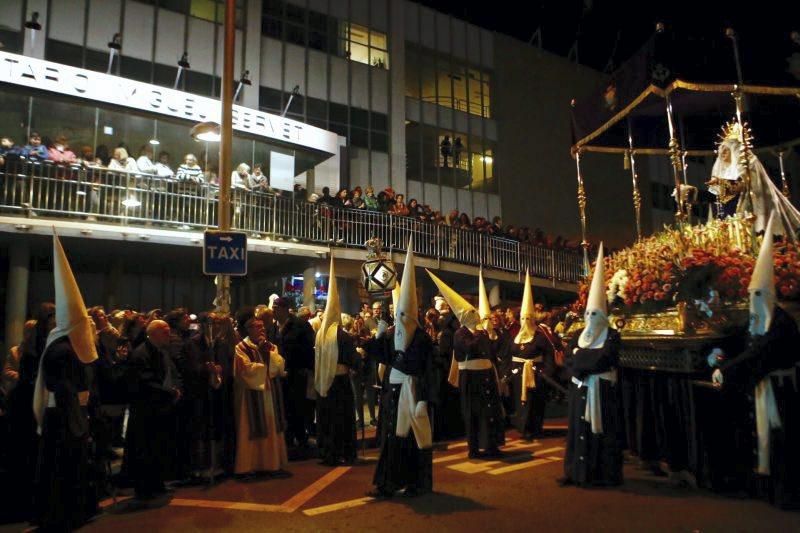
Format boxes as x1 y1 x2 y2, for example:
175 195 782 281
0 160 583 283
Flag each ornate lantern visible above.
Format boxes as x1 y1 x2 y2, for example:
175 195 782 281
361 238 397 294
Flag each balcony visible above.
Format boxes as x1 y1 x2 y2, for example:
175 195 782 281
0 160 583 287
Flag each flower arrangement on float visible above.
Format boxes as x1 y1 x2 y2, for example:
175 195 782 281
574 216 800 320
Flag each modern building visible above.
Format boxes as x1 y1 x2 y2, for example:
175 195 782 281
0 0 633 351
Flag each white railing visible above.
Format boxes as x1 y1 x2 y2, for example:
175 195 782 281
0 160 582 282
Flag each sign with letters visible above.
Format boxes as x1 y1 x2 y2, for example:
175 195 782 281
0 51 339 155
203 231 248 276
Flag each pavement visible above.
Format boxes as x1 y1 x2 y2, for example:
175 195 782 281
5 423 800 532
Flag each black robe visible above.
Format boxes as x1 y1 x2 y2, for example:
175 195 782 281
434 312 464 440
564 329 623 487
718 305 800 508
276 316 315 447
507 326 557 438
317 328 358 464
373 328 435 494
454 327 505 454
33 336 99 530
126 340 181 498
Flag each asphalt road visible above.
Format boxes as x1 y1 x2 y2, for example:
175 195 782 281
11 424 792 533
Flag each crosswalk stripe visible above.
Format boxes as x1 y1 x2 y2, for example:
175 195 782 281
487 449 565 476
170 498 287 513
302 496 376 516
447 460 503 474
281 466 351 512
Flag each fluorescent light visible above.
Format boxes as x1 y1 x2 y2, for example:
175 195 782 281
149 138 160 145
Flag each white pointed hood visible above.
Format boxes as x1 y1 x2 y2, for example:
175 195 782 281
391 280 402 318
33 233 99 432
579 243 609 349
427 269 481 331
478 270 494 337
394 240 419 352
515 270 537 344
315 257 341 397
748 213 776 335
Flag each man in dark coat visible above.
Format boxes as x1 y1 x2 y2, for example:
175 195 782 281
273 297 316 449
126 320 183 499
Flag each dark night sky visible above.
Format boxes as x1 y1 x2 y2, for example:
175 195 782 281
415 0 800 79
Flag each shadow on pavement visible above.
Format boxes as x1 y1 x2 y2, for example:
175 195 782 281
392 491 492 516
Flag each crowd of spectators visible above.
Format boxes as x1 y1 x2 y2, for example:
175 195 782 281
0 132 580 252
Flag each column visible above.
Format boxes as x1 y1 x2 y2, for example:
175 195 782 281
4 240 30 349
303 265 316 312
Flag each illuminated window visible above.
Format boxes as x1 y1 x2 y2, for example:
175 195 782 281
190 0 245 28
340 22 389 69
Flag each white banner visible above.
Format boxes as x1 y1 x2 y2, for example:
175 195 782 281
270 151 295 192
0 51 339 155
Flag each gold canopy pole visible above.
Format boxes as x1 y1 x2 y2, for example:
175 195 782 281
626 120 642 240
733 88 756 219
778 149 790 199
575 148 590 275
665 96 685 223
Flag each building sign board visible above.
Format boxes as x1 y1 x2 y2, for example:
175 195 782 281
0 51 339 155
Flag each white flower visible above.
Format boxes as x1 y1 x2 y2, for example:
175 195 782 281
607 269 629 304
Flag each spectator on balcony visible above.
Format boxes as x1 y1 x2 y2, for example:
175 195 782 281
351 187 365 209
440 135 452 168
248 164 269 192
407 198 423 219
317 186 334 205
232 163 251 190
153 151 174 178
20 132 48 161
95 145 111 167
363 186 379 210
108 147 139 172
0 136 19 167
389 193 409 216
453 137 464 168
491 216 504 236
77 146 100 168
334 188 351 208
135 145 156 174
47 135 78 165
176 154 204 183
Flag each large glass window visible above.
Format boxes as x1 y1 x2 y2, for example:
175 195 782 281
339 22 389 69
190 0 245 28
406 44 492 118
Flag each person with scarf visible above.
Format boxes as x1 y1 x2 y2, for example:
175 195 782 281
371 241 435 497
233 307 289 477
31 234 99 528
430 270 504 459
506 271 559 440
560 244 623 487
708 214 800 508
315 258 358 466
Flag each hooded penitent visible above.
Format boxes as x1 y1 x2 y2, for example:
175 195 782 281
578 243 609 349
315 257 341 397
514 270 536 345
33 233 99 432
749 213 776 336
478 270 494 337
394 240 419 352
391 280 402 319
427 270 481 331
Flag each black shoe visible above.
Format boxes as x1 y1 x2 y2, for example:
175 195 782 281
318 459 337 467
366 488 393 499
484 448 502 458
556 477 574 487
402 487 420 498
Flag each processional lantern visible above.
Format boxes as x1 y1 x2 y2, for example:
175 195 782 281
361 238 397 294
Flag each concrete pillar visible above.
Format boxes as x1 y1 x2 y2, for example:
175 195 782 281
303 265 316 312
105 257 124 311
241 0 263 109
5 240 30 349
23 0 48 59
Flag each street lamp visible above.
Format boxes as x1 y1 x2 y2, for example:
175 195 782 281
150 120 160 145
107 33 122 74
191 121 221 143
174 52 190 89
234 70 252 102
